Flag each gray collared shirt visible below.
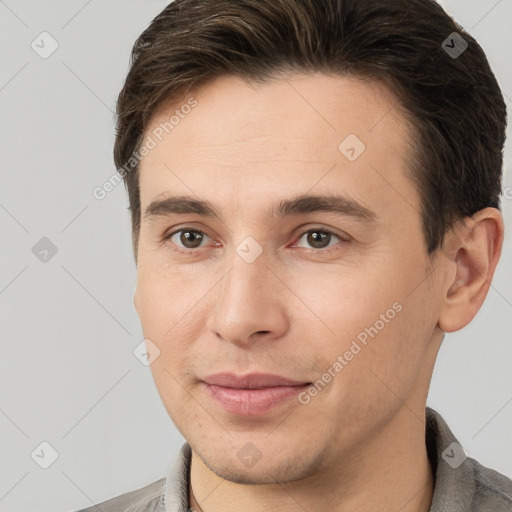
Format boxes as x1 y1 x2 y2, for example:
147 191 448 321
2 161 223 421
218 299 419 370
76 407 512 511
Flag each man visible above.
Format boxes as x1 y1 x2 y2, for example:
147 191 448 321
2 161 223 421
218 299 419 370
78 0 511 510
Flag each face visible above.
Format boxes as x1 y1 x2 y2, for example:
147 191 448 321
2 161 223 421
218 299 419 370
134 73 446 484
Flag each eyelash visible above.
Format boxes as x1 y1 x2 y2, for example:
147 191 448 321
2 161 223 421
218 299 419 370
162 226 348 254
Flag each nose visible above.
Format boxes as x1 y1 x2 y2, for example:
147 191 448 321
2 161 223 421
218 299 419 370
206 248 290 347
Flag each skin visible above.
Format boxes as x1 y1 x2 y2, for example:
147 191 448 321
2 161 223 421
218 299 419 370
133 73 504 512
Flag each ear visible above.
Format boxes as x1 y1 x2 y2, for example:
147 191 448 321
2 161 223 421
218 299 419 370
438 207 504 333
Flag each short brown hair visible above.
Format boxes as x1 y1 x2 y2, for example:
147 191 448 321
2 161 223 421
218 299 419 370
114 0 507 260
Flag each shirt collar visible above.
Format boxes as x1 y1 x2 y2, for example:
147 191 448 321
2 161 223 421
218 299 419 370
164 441 191 512
425 406 476 511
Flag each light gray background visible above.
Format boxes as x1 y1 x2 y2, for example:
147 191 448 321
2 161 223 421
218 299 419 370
0 1 511 511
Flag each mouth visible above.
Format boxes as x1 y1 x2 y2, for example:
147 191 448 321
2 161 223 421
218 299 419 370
201 372 312 416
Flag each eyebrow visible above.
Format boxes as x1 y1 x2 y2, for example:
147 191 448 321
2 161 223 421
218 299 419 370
143 193 377 224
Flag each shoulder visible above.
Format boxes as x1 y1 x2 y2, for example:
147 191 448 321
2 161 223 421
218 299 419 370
425 407 512 511
469 457 512 510
73 477 166 512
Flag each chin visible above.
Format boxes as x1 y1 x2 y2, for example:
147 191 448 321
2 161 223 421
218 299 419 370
197 443 326 486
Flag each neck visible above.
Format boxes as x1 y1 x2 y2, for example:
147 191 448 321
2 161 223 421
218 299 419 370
189 404 434 512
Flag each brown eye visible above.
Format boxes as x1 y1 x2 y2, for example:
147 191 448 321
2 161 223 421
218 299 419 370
168 229 210 250
295 229 342 250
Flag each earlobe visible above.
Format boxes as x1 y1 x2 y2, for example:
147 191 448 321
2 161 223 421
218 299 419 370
438 208 504 333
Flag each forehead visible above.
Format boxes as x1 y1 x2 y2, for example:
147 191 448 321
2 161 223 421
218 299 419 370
147 72 410 156
138 72 417 220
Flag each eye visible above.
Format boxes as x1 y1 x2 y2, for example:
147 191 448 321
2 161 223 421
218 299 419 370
165 228 213 251
294 228 344 251
163 226 347 254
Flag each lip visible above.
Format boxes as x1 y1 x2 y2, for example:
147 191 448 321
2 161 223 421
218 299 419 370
201 373 311 416
203 372 309 388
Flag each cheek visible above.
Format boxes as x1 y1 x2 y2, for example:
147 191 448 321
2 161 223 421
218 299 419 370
135 264 195 336
297 261 430 388
136 268 201 425
290 264 399 343
325 286 436 424
135 266 207 371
